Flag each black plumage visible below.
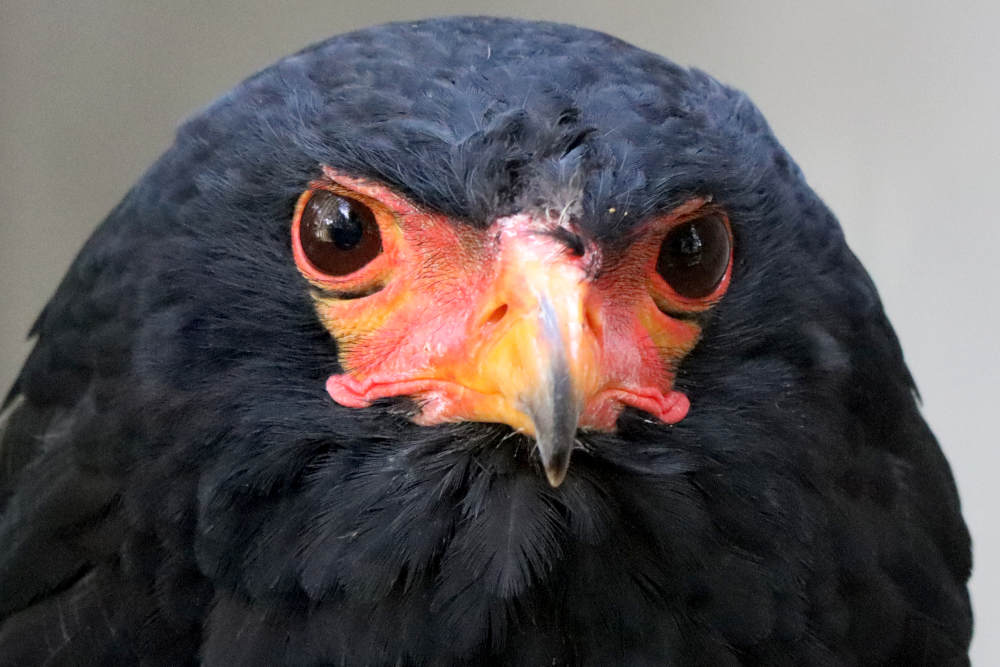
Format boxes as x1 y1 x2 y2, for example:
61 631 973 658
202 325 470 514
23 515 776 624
0 16 971 665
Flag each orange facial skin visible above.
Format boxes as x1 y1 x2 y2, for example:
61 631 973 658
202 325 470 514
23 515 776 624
293 167 732 484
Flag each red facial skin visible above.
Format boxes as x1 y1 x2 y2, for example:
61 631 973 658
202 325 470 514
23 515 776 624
292 167 732 440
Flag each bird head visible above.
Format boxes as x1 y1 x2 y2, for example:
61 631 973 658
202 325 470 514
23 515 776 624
135 16 867 594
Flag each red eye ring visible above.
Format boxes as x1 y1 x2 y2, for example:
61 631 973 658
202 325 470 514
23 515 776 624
291 184 398 293
650 209 733 308
297 190 382 276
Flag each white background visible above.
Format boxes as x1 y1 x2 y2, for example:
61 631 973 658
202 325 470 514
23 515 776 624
2 2 995 660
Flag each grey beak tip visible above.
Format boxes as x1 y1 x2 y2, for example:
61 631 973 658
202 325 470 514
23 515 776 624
532 294 579 489
542 449 572 487
532 414 576 488
545 465 569 488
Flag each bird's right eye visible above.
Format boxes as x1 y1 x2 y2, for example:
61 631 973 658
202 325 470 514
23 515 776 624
298 190 383 276
655 213 732 300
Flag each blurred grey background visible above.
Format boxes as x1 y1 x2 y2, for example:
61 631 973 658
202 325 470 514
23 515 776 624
2 1 996 659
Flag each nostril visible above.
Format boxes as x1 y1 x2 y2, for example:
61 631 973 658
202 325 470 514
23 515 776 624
484 304 508 326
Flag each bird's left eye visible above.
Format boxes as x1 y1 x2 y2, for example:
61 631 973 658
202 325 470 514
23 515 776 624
298 190 383 276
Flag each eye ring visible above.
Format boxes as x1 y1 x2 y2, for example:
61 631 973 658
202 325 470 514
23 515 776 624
654 211 733 301
295 189 384 277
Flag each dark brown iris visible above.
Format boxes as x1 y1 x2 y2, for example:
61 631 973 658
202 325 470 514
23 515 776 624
299 190 382 276
656 214 731 298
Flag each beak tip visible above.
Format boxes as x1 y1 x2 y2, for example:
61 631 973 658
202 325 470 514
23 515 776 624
540 447 572 488
544 465 569 488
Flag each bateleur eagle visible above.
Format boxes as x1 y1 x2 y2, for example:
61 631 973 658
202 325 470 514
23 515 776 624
0 16 972 666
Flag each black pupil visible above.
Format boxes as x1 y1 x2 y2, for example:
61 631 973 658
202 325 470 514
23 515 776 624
326 198 365 250
299 191 382 276
674 226 704 264
656 215 731 299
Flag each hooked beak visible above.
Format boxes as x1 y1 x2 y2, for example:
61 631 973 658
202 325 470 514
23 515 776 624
523 295 584 486
438 216 602 487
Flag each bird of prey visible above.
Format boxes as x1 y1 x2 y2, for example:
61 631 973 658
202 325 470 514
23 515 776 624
0 16 972 666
